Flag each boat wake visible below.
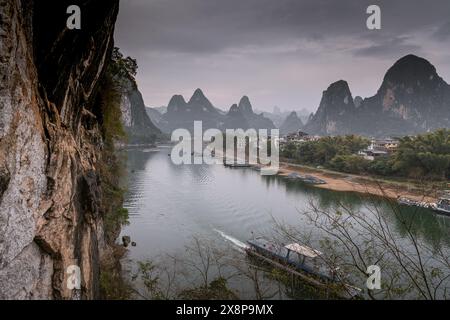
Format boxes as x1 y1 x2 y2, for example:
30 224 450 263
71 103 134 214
214 229 249 251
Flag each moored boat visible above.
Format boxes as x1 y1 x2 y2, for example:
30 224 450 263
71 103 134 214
397 197 433 209
223 162 251 168
434 196 450 216
285 172 326 185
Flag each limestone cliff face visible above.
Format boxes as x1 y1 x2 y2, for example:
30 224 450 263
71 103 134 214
355 55 450 136
304 55 450 137
0 0 119 299
304 80 355 136
118 74 162 144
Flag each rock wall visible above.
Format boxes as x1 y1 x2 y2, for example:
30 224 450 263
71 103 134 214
118 76 162 144
0 0 119 299
304 80 355 136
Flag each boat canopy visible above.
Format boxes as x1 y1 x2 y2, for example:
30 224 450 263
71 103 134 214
285 243 322 258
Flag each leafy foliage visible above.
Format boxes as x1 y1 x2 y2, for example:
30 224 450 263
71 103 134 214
281 135 369 167
96 50 130 240
111 47 138 80
391 129 450 179
97 48 134 299
281 129 450 180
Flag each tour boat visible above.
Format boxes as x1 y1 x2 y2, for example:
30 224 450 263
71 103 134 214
245 237 360 298
247 237 333 280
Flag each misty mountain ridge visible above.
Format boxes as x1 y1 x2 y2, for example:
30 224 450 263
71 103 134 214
260 107 310 128
304 54 450 137
280 111 304 135
145 54 449 137
155 89 275 133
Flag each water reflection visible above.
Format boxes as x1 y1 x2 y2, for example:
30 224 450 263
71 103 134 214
121 147 450 298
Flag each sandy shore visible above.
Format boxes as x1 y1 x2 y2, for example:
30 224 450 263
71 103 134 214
213 149 439 203
277 162 439 203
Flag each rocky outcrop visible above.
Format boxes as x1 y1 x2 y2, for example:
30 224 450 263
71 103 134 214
304 80 355 135
118 76 161 144
355 55 450 136
262 107 310 129
305 55 450 137
280 111 304 135
237 96 254 118
158 89 275 133
222 96 276 131
159 89 223 133
223 104 250 129
0 0 119 299
235 96 276 131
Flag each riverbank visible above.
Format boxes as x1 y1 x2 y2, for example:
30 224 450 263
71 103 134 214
172 147 443 203
277 161 442 203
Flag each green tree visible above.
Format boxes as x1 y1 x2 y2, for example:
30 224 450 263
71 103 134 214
392 129 450 179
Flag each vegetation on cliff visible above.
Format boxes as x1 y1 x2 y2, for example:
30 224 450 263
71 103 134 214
95 51 133 299
94 47 162 299
110 48 163 144
97 72 129 240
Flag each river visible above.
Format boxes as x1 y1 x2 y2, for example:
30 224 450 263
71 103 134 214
120 146 450 299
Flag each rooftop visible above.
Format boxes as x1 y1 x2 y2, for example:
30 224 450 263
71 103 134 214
285 243 322 258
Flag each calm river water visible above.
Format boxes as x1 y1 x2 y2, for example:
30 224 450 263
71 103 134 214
120 146 450 299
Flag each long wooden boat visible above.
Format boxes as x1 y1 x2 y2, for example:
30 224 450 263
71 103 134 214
246 237 361 298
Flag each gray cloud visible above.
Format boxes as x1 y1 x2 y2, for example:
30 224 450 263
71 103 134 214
433 21 450 40
353 36 422 58
115 0 450 111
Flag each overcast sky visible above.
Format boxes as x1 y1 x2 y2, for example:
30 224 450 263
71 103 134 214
115 0 450 112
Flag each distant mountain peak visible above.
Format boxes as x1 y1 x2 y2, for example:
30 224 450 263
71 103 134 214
228 103 239 113
280 111 303 135
273 106 281 115
190 88 206 101
382 54 439 86
239 95 250 103
393 54 432 67
161 90 274 132
320 80 354 109
168 94 186 105
238 96 253 115
187 88 216 110
327 80 351 92
304 79 355 135
167 94 187 113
